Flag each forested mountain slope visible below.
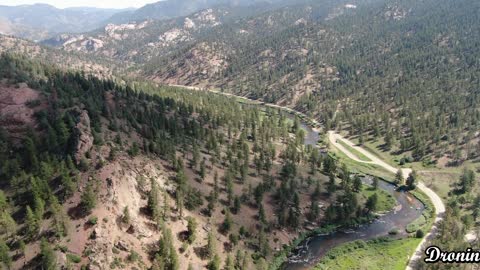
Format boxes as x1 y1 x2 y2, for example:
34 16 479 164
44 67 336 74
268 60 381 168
0 53 387 269
39 0 480 165
146 0 480 165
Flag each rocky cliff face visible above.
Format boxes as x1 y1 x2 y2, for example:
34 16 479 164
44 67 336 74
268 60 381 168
74 110 94 164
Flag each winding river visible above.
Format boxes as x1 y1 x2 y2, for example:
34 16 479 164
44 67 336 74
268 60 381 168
282 113 425 270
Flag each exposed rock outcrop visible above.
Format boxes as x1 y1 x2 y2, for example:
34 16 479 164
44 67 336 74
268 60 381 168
87 226 114 270
74 110 94 164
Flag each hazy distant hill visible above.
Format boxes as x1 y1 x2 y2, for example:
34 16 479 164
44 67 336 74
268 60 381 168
0 4 130 40
106 0 296 24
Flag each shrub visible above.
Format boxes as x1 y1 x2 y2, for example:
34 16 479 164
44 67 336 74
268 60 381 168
388 228 399 235
87 216 98 225
416 229 425 238
67 254 82 263
184 188 203 210
127 251 140 262
78 158 90 172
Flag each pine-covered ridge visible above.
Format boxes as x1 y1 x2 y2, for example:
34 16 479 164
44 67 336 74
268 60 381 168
37 0 480 166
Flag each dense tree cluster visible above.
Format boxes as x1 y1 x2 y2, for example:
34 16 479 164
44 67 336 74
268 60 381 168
0 53 318 268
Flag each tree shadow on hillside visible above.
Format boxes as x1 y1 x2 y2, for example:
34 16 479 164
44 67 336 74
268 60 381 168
67 203 89 220
194 246 209 260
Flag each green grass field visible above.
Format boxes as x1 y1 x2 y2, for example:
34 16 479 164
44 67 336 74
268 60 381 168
337 140 372 162
348 135 426 171
314 238 421 270
330 149 394 180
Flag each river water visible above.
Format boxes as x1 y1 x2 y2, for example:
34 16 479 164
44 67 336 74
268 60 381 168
282 113 425 270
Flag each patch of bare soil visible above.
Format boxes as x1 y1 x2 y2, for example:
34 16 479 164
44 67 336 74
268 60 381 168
0 82 45 139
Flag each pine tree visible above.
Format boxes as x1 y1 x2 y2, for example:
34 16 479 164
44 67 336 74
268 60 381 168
24 137 39 172
372 176 379 190
309 200 320 221
157 227 178 270
0 211 16 237
207 191 217 216
352 175 362 193
191 144 200 169
287 208 299 228
122 206 131 224
207 230 217 259
199 159 206 182
232 196 241 214
366 194 378 213
0 239 11 268
0 190 7 212
225 254 235 270
235 250 243 269
222 209 233 232
40 238 56 270
80 182 96 213
256 258 268 270
176 188 184 218
61 173 76 199
33 195 45 221
50 195 68 238
25 205 39 239
162 191 170 221
213 171 219 201
459 169 475 194
241 250 250 270
327 173 336 194
226 174 234 207
395 170 404 186
258 203 266 226
148 179 161 223
208 254 221 270
18 240 26 258
325 204 336 222
406 171 417 190
186 217 197 244
258 228 270 257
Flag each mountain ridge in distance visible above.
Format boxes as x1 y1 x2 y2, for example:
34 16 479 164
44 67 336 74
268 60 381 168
0 3 132 40
105 0 301 24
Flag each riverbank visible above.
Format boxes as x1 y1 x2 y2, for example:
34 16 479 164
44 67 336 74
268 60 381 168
327 131 444 270
314 237 421 270
269 225 338 270
314 189 436 270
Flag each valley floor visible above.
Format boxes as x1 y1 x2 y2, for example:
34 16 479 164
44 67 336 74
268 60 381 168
327 131 445 270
